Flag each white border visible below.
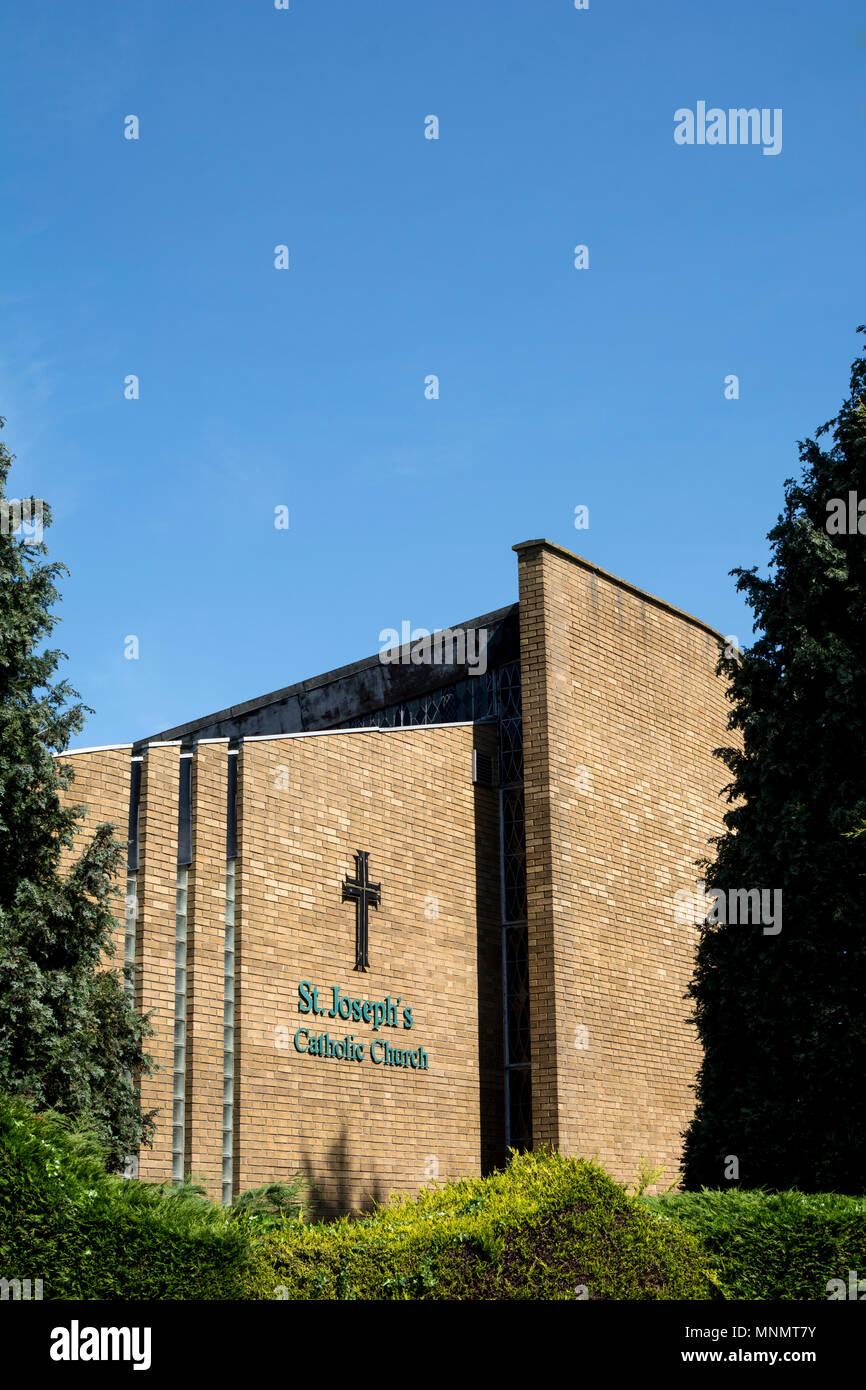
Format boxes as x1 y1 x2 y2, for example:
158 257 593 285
57 722 479 756
243 720 476 742
55 743 133 756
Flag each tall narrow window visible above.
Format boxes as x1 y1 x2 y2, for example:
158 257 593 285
125 755 143 1002
497 662 532 1153
223 746 238 1204
124 873 137 1002
171 750 194 1185
177 748 193 866
122 756 144 1180
124 759 141 1002
222 857 236 1205
128 756 142 871
172 865 188 1184
226 745 238 859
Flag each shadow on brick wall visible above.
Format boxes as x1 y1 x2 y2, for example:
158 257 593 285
301 1123 384 1219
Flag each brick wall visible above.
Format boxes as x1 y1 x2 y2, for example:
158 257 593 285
55 745 132 964
234 722 501 1214
135 744 181 1182
515 539 733 1187
53 539 732 1200
185 741 230 1196
56 723 502 1209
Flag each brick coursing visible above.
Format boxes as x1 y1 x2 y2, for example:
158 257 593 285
56 725 501 1212
233 724 501 1213
186 742 229 1195
515 540 733 1188
135 744 181 1182
55 746 132 965
53 542 734 1204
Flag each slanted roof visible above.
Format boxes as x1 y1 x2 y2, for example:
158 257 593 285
135 603 519 751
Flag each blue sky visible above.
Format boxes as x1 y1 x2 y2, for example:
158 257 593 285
2 0 864 747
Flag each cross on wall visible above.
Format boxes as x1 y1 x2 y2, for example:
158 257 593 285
342 850 381 972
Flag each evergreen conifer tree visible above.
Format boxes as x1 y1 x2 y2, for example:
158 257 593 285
684 329 866 1192
0 420 153 1168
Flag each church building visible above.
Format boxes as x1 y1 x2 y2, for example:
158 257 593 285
58 539 732 1212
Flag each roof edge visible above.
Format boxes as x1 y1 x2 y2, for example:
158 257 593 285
139 601 519 746
54 742 134 757
512 539 727 643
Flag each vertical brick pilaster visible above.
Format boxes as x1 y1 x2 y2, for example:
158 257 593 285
136 743 181 1182
185 742 229 1197
231 746 247 1205
515 544 561 1151
515 538 733 1186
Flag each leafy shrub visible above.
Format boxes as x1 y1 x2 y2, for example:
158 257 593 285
230 1180 306 1230
0 1092 275 1299
264 1148 717 1300
19 1081 857 1303
643 1189 866 1299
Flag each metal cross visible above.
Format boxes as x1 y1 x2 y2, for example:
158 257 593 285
342 850 381 972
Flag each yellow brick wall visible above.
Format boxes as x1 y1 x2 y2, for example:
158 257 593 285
515 540 733 1188
135 744 181 1182
186 742 230 1196
57 725 502 1209
53 539 733 1201
234 723 501 1213
55 745 132 964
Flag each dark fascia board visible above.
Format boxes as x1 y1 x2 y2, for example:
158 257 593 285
135 603 518 750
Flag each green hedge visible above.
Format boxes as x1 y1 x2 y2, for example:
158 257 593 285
0 1094 272 1299
12 1083 860 1301
265 1148 717 1300
643 1189 866 1300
